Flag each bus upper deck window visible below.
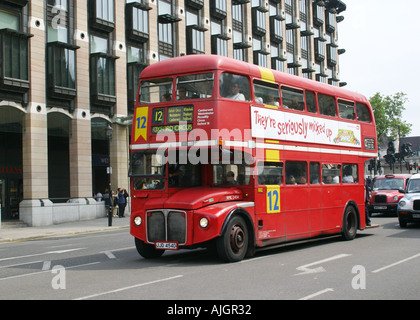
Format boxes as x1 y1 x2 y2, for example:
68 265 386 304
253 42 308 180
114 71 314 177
253 80 280 106
318 93 337 117
281 87 304 111
139 77 173 104
219 73 250 101
305 90 317 113
176 72 214 100
356 102 372 123
338 100 355 120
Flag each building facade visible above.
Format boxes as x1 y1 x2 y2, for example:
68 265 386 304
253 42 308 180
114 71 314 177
0 0 346 226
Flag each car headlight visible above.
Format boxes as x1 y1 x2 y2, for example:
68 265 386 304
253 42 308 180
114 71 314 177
134 216 142 226
393 195 399 201
199 217 209 228
399 201 406 208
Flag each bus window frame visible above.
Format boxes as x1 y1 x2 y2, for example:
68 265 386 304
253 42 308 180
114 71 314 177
322 163 341 184
176 71 215 100
257 161 284 186
305 90 317 114
139 77 174 104
252 79 280 107
338 99 356 120
219 72 251 101
285 161 307 185
281 86 305 111
356 102 373 123
318 93 337 117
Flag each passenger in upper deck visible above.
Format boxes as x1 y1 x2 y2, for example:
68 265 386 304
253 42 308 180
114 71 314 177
178 86 188 100
226 82 245 101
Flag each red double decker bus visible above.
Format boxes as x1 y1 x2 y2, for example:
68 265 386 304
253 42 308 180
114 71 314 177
129 55 377 262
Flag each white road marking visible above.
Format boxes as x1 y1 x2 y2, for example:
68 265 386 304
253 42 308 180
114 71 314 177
74 275 184 300
0 248 85 262
372 253 420 273
103 251 116 259
295 253 351 275
299 288 334 300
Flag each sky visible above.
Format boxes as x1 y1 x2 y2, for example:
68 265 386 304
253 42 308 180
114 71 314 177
338 0 420 136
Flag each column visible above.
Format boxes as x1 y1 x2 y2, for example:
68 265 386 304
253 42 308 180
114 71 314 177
20 0 52 226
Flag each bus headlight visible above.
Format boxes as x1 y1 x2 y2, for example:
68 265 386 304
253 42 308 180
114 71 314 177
134 216 142 226
199 217 209 228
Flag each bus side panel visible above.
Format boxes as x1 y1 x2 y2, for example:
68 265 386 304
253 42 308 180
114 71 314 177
309 185 323 236
255 186 286 242
283 186 310 239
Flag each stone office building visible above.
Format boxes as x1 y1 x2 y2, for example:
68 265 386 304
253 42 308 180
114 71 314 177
0 0 346 226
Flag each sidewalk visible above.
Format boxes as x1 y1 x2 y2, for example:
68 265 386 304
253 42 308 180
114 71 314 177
0 216 130 243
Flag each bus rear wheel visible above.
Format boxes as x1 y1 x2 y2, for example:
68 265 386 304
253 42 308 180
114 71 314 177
135 238 165 259
342 206 358 241
216 216 249 262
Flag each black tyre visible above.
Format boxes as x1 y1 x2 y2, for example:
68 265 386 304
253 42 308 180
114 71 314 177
399 218 407 228
216 215 249 262
134 238 165 259
342 206 358 241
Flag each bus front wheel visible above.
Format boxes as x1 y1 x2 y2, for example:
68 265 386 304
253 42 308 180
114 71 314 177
216 215 249 262
342 206 358 241
135 238 165 259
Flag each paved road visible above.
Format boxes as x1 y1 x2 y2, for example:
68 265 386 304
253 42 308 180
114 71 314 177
0 216 419 304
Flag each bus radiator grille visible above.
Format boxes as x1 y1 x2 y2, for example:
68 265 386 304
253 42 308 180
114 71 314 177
146 210 187 244
374 195 387 203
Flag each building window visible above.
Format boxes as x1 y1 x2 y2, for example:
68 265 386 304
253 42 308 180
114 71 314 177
47 42 77 100
313 2 324 26
0 5 32 97
0 29 31 92
210 0 227 19
211 19 229 56
89 0 115 32
232 4 249 61
127 45 146 115
46 0 78 105
252 36 268 67
126 1 151 42
158 0 179 60
89 34 117 114
186 7 206 54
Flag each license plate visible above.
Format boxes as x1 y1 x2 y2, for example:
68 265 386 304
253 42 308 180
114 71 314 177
155 241 178 250
374 206 387 210
413 214 420 218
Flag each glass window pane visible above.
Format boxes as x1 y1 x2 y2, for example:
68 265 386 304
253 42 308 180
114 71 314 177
281 87 304 110
285 161 307 185
356 102 372 123
305 90 316 113
318 93 336 117
0 11 19 30
219 73 250 101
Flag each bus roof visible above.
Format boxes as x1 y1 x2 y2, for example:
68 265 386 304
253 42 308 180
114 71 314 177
140 54 370 104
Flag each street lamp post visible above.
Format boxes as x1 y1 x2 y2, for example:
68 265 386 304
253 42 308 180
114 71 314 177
105 124 113 226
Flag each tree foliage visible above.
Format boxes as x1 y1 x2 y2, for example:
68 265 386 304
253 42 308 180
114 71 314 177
369 92 412 143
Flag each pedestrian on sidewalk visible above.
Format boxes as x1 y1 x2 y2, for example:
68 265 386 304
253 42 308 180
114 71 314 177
117 188 129 218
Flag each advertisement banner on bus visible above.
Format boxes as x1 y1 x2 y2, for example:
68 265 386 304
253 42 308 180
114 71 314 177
251 106 361 148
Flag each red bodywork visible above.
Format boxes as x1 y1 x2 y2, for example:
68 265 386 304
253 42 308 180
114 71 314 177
129 55 378 255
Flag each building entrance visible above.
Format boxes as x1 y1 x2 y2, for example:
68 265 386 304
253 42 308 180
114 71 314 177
0 177 22 220
0 106 24 221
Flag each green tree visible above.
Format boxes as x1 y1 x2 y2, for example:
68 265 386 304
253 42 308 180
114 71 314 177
369 92 412 143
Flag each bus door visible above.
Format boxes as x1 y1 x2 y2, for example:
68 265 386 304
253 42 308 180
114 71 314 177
255 161 285 242
283 161 310 238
